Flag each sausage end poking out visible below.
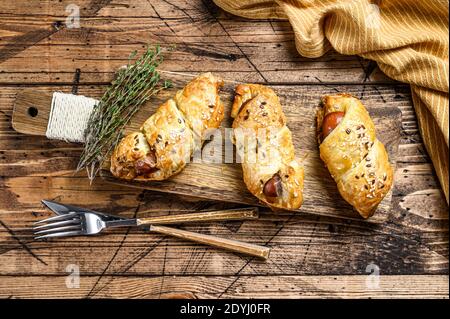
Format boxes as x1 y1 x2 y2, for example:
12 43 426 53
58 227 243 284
263 173 282 197
322 111 345 139
135 150 158 175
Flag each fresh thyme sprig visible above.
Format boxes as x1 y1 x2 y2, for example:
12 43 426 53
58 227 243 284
77 45 171 181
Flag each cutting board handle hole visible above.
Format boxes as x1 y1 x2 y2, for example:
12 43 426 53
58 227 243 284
27 106 38 117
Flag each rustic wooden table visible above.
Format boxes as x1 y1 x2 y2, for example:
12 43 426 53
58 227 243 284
0 0 448 299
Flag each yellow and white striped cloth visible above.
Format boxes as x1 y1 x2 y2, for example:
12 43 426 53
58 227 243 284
214 0 449 203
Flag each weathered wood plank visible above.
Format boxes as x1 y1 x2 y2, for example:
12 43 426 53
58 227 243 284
0 172 447 276
0 0 448 299
0 7 392 84
0 275 447 299
0 233 447 276
0 0 177 17
0 43 385 84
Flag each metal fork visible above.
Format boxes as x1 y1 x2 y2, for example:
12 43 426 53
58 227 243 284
32 209 270 259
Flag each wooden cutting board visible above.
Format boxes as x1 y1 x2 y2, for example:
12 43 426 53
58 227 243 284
11 76 401 223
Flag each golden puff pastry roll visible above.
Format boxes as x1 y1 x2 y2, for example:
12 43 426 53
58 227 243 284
231 84 304 211
110 72 224 181
317 93 393 218
140 99 194 180
174 72 224 148
110 132 155 180
110 100 193 180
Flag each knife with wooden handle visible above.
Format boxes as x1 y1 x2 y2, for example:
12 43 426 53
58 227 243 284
149 224 270 259
104 207 259 227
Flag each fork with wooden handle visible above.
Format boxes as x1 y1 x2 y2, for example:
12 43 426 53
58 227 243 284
33 207 270 259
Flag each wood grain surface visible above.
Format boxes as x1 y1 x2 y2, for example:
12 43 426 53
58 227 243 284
11 82 402 222
0 0 448 299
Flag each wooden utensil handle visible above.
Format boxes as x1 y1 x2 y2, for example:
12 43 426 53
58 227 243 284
136 207 258 225
149 225 270 259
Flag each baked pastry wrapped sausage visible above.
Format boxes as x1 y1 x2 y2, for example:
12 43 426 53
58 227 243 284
231 84 304 211
317 93 393 218
174 72 224 149
110 72 224 180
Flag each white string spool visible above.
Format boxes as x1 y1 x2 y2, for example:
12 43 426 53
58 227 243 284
46 92 99 143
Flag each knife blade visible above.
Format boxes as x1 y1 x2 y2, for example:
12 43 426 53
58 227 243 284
41 199 126 220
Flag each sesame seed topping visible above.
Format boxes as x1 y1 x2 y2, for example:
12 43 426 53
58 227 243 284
355 175 360 179
346 129 351 134
366 164 372 168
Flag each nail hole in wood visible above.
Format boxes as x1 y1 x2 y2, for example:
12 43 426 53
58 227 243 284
28 106 38 117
